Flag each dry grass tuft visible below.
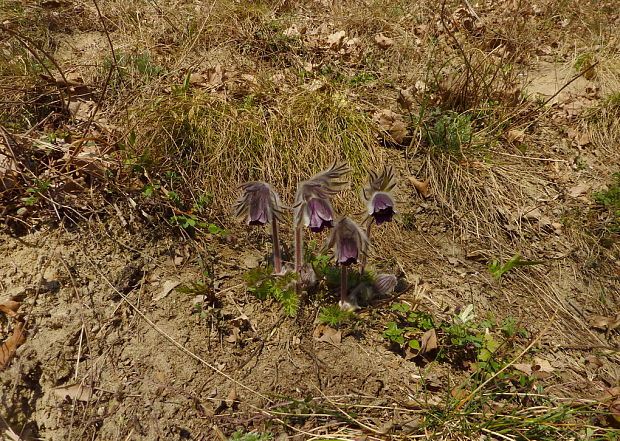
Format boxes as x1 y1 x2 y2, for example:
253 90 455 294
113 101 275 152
125 87 379 208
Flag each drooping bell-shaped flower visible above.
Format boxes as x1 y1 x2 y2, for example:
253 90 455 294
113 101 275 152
325 216 370 308
326 217 369 267
294 161 351 231
233 181 285 274
361 166 397 225
368 192 395 225
372 273 397 296
233 181 284 226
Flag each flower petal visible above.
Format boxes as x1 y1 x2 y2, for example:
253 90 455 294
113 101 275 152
369 192 395 225
372 274 397 296
338 237 359 265
306 198 334 232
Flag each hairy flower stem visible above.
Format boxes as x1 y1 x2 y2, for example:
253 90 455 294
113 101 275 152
271 220 282 274
294 226 303 297
340 265 348 305
359 221 373 274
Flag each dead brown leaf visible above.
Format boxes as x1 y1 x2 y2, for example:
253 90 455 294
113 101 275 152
313 324 342 345
283 25 301 38
0 321 26 371
507 129 525 143
374 34 394 49
513 362 533 375
397 87 416 110
0 300 21 319
575 132 590 147
522 207 552 227
302 79 327 92
226 326 241 344
372 109 407 144
408 176 431 198
567 183 590 198
532 357 555 379
450 386 469 401
53 383 93 402
611 398 620 426
41 0 72 8
0 138 19 190
153 280 180 302
189 73 206 86
584 355 603 369
589 314 620 332
419 328 438 355
205 64 233 90
326 30 346 50
603 387 620 427
67 99 95 121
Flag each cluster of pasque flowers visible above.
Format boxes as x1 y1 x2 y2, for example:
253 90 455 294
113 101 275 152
233 162 397 310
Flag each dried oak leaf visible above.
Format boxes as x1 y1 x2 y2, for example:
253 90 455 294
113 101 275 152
189 73 206 86
532 357 555 379
372 109 407 144
397 87 416 110
283 25 301 38
0 300 21 319
602 386 620 427
590 314 620 332
567 183 590 198
326 30 346 50
408 176 431 198
512 362 533 375
153 280 180 302
374 34 394 49
0 321 27 371
313 324 342 345
225 387 238 409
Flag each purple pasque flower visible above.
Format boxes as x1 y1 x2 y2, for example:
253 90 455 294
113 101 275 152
368 192 395 225
326 217 369 266
294 161 351 231
362 166 397 225
372 273 397 296
305 197 334 232
233 181 284 226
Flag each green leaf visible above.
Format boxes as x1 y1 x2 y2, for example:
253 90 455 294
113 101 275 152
383 322 405 344
391 303 411 314
208 223 223 234
489 254 544 279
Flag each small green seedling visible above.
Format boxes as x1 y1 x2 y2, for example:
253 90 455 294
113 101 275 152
488 254 543 279
319 305 357 327
20 178 51 206
245 266 299 316
383 321 406 345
